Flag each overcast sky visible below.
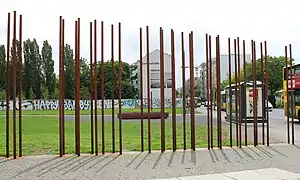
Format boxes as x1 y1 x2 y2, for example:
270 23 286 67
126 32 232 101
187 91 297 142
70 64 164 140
0 0 299 88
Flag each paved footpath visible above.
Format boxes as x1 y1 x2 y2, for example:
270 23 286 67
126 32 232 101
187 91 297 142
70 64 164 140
1 144 300 179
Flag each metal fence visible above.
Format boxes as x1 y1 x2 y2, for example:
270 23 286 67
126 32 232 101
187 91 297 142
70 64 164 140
3 11 296 159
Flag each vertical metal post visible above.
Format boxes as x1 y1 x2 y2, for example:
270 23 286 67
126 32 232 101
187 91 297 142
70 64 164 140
260 42 265 145
234 39 238 147
253 41 258 146
94 20 98 155
90 22 94 155
171 29 176 151
209 35 213 149
111 24 115 153
18 14 23 157
289 44 294 145
74 21 78 155
6 12 10 158
139 27 144 152
216 35 222 149
265 41 269 146
181 32 186 150
228 38 232 147
189 32 195 151
206 34 210 149
62 19 65 155
237 37 241 148
101 21 105 154
118 22 122 154
285 46 289 144
243 40 247 146
146 26 151 153
75 18 81 156
13 11 17 159
160 27 165 152
59 17 63 157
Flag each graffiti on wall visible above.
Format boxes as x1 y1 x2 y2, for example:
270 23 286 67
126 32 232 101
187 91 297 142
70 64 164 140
0 98 184 110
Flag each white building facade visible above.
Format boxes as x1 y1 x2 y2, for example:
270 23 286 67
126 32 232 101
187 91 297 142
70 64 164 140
130 49 172 99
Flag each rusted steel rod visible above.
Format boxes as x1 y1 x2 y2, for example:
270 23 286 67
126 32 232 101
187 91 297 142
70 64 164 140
171 29 176 151
181 32 186 150
118 22 122 154
243 40 247 146
90 21 94 154
13 11 17 159
209 35 213 149
285 45 289 144
228 37 232 147
260 42 265 145
74 20 78 155
101 21 105 154
6 12 10 158
206 34 210 149
253 41 258 146
289 44 294 145
146 26 151 153
111 24 115 153
139 27 144 152
264 41 269 146
160 27 165 152
94 20 98 155
189 32 195 151
18 14 23 157
237 37 241 148
234 39 238 147
75 18 81 156
216 35 222 149
62 19 65 155
59 16 63 157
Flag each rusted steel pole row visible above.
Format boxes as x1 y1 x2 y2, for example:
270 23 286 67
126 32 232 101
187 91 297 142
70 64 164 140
146 26 151 153
216 35 222 149
181 32 187 150
160 27 165 152
171 29 177 151
260 42 265 145
75 18 81 156
139 27 144 152
101 21 105 154
285 46 290 144
228 38 233 147
243 40 247 146
118 23 123 154
289 44 295 145
89 22 94 155
94 20 99 155
189 32 196 151
205 34 210 149
234 39 238 147
209 35 213 149
59 16 66 157
237 37 242 148
285 44 295 144
264 41 269 146
5 11 23 159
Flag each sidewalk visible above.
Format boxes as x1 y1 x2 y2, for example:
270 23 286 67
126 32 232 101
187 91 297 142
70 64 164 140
153 168 300 179
1 144 300 179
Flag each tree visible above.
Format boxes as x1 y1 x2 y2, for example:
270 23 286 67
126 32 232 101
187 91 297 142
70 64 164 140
0 45 5 91
41 40 56 98
64 44 75 99
222 56 292 95
97 60 136 99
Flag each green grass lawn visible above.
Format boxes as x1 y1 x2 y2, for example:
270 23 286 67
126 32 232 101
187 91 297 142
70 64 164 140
0 108 200 115
0 116 231 156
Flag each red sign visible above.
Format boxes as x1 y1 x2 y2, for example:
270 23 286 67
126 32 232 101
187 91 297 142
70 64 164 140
287 76 300 89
